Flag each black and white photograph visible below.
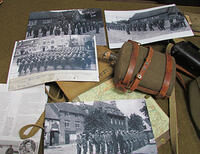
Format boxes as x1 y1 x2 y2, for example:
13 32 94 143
8 35 99 90
105 4 194 49
26 8 106 46
44 99 157 154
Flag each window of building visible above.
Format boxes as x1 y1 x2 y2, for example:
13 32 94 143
65 120 70 128
65 112 70 117
111 118 113 124
75 121 80 128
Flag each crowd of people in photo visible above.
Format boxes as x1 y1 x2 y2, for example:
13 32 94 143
26 19 102 38
76 129 150 154
16 46 94 76
106 12 187 34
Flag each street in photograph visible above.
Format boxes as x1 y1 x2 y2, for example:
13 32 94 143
104 4 194 49
44 99 157 154
26 8 106 46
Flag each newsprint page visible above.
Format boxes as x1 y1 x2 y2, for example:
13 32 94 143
104 4 194 49
8 35 99 90
44 99 158 154
0 84 47 154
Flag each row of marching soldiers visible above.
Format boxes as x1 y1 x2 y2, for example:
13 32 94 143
76 129 149 154
16 47 92 75
27 20 101 38
107 12 186 34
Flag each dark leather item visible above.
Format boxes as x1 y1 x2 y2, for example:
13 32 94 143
114 40 176 98
171 41 200 77
189 77 200 138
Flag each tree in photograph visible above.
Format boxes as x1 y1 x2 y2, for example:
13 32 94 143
140 104 148 117
128 113 146 131
84 108 111 133
140 102 152 127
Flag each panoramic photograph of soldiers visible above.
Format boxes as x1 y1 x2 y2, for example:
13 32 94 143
44 99 157 154
105 4 193 49
8 35 99 90
26 8 106 45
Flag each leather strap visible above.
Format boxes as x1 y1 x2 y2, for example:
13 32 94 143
158 54 173 98
169 88 179 154
129 46 154 91
176 71 186 90
176 64 197 79
123 40 139 85
116 40 139 91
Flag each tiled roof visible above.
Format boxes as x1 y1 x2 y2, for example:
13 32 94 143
45 104 59 120
54 103 86 115
94 101 125 117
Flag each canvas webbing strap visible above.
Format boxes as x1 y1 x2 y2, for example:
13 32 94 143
169 88 179 154
19 87 65 139
166 42 179 154
19 112 45 139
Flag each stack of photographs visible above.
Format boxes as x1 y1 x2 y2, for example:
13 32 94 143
8 8 107 90
44 99 158 154
7 5 193 89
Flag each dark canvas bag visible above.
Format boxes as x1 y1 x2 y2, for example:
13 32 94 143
113 40 176 98
189 77 200 138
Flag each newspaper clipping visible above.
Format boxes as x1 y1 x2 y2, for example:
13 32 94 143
0 84 47 154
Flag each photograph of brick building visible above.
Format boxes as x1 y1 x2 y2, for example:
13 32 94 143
44 100 157 154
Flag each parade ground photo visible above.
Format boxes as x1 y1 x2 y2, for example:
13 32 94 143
44 99 158 154
26 8 107 46
7 35 99 90
104 4 194 49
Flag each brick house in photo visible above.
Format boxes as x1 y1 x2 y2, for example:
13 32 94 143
44 101 127 147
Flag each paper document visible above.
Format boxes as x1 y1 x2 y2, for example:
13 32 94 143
0 84 47 154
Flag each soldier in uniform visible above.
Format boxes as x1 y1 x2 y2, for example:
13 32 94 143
105 131 111 154
82 134 88 154
36 58 41 72
23 60 29 74
95 22 99 34
62 24 69 35
54 25 61 36
94 130 100 154
5 145 14 154
29 60 34 73
33 25 39 38
88 132 94 154
77 22 82 34
41 25 47 37
27 26 32 37
126 20 131 35
176 13 186 28
148 18 154 31
71 22 76 34
18 59 25 75
111 131 118 154
100 131 106 154
49 24 55 35
76 134 82 154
